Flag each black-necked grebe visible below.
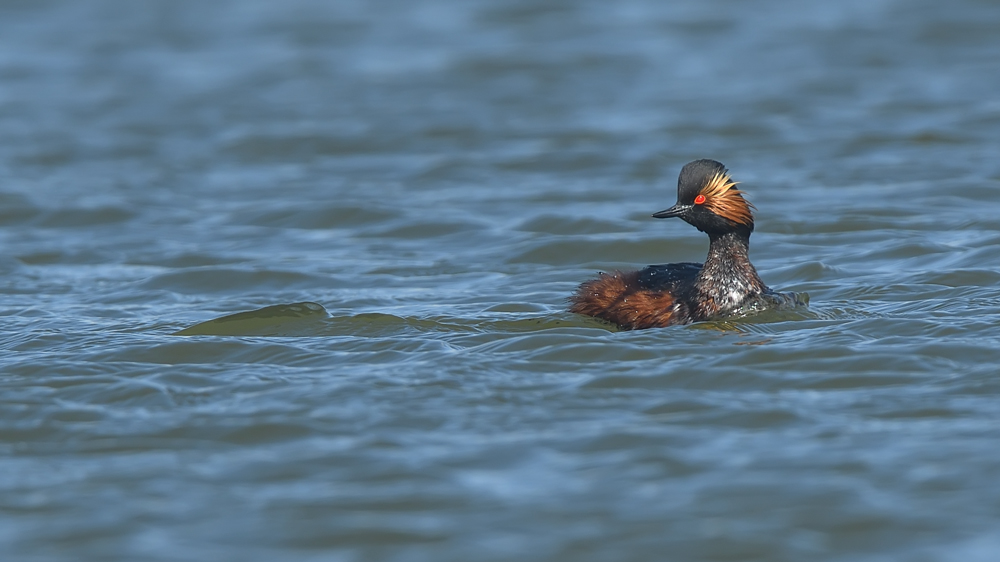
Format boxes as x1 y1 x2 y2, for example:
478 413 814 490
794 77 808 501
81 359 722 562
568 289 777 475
570 159 804 330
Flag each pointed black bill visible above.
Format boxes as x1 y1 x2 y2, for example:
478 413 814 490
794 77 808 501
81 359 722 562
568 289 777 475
651 203 689 219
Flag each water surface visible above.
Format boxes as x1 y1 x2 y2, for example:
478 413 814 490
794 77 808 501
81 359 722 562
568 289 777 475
2 0 1000 560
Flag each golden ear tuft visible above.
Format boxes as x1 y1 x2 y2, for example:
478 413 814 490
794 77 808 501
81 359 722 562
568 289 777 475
698 172 755 226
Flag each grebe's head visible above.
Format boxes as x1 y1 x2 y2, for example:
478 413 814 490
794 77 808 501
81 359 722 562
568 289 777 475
652 159 756 234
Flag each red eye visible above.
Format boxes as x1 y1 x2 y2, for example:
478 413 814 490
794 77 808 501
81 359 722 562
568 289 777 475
694 194 706 205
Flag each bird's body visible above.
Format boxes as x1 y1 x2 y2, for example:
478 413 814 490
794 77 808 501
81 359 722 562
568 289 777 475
569 159 804 330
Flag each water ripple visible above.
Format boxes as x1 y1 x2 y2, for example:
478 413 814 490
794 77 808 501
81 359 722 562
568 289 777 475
4 0 1000 560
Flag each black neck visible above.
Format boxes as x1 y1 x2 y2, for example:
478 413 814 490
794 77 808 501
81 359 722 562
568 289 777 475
706 228 753 259
694 228 767 312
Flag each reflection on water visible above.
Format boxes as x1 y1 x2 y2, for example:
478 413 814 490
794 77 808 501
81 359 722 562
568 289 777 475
3 0 1000 560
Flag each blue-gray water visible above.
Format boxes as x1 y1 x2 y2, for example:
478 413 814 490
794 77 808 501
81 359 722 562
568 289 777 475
3 1 1000 560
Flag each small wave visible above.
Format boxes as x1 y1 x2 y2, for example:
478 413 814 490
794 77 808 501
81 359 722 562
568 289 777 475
174 302 329 336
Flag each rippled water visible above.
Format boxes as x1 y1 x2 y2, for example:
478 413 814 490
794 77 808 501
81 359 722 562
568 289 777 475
3 0 1000 560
